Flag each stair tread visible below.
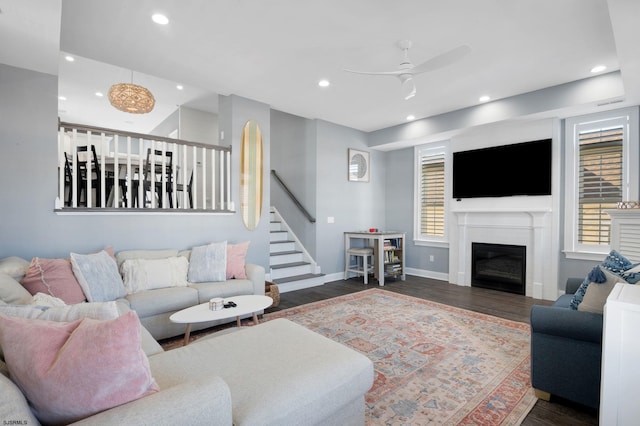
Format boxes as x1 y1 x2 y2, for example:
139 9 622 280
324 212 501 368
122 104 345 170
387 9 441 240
273 273 325 284
271 261 310 269
270 230 288 233
270 250 302 256
271 240 295 244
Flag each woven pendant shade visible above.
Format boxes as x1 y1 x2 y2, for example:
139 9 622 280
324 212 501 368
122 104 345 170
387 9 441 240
108 83 155 114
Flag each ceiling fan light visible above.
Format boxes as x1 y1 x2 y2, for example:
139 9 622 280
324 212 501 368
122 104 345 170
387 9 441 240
401 76 416 100
152 13 169 25
108 83 155 114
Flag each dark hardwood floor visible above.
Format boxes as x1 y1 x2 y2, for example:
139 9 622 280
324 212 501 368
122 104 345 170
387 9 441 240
263 275 599 426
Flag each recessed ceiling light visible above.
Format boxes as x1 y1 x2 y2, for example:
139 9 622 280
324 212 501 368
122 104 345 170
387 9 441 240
58 96 67 101
591 65 607 73
152 13 169 25
479 95 491 103
64 55 74 62
176 84 183 90
95 92 104 97
406 115 415 121
318 79 330 87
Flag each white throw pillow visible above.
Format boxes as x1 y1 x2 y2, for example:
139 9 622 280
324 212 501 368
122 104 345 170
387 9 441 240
121 257 189 294
188 241 227 283
30 293 66 307
0 301 120 322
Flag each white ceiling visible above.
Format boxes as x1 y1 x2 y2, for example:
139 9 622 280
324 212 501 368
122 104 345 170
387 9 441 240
2 0 640 137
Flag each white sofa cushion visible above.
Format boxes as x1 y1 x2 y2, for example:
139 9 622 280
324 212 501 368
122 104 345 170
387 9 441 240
0 372 40 425
0 272 32 305
149 318 373 425
0 256 29 280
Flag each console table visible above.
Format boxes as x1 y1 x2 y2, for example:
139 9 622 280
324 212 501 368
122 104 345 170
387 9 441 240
344 231 405 286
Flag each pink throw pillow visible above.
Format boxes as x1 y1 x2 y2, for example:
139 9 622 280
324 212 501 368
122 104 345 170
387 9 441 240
0 311 159 425
20 258 87 304
227 241 250 279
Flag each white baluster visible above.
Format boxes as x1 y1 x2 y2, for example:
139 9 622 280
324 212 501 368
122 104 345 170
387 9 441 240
58 127 65 208
211 149 216 211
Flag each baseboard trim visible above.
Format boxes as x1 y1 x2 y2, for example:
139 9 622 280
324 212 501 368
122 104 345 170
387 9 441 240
404 268 449 282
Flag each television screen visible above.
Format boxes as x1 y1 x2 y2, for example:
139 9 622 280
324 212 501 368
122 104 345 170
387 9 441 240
452 139 552 199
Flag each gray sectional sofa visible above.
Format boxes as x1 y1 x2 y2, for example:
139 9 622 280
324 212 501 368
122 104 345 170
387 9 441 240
114 249 266 340
0 251 375 425
2 313 374 425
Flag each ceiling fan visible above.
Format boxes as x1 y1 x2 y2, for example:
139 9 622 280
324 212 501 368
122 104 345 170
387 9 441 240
344 40 471 100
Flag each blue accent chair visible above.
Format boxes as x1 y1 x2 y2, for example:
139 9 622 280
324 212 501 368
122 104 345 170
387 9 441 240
530 278 603 409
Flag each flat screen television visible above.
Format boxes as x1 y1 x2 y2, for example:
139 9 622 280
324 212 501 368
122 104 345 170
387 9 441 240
452 138 552 199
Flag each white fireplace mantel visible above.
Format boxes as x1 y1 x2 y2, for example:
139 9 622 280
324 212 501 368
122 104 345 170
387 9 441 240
449 206 558 300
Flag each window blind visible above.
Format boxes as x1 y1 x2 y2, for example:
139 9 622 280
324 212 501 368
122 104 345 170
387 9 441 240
419 153 445 237
578 126 623 245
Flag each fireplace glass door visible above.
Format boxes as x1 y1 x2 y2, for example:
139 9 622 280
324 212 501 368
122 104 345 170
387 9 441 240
471 243 525 295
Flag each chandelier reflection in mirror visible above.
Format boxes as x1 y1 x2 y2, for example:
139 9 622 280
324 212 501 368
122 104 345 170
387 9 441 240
108 71 155 114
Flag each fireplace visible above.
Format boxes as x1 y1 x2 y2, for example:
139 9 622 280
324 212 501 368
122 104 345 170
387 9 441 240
471 243 525 295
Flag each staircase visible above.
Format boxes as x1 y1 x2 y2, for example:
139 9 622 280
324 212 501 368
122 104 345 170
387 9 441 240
269 208 325 293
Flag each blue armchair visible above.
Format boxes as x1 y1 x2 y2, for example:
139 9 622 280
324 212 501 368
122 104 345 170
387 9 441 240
530 277 603 409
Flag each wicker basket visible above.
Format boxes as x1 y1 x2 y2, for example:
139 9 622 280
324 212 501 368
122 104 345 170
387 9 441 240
265 281 280 307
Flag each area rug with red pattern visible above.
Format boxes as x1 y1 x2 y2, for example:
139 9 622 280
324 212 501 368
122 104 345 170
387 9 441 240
264 288 536 425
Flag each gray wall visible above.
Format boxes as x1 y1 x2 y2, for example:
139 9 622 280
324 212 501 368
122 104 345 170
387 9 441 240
1 65 59 258
315 120 386 275
179 107 219 145
385 148 449 275
270 114 387 276
270 110 317 256
0 64 270 271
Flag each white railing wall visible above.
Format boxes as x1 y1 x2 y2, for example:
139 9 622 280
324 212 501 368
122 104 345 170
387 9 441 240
57 122 233 212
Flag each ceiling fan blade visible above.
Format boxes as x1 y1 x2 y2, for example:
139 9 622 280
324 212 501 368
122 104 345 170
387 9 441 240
412 45 471 75
401 76 416 100
343 68 403 76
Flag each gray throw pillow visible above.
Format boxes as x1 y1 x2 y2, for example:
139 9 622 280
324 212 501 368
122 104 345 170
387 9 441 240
70 250 126 302
188 241 227 283
578 269 625 314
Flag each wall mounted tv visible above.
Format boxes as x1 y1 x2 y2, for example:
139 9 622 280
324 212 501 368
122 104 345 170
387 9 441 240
452 138 552 199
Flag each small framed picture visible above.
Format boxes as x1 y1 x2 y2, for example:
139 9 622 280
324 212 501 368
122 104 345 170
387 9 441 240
348 148 370 182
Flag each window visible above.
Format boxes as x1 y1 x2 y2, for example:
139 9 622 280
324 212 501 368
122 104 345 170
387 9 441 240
564 107 639 260
578 127 623 245
415 143 449 245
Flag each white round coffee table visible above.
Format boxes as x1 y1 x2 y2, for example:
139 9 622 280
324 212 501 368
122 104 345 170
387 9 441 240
170 294 273 345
